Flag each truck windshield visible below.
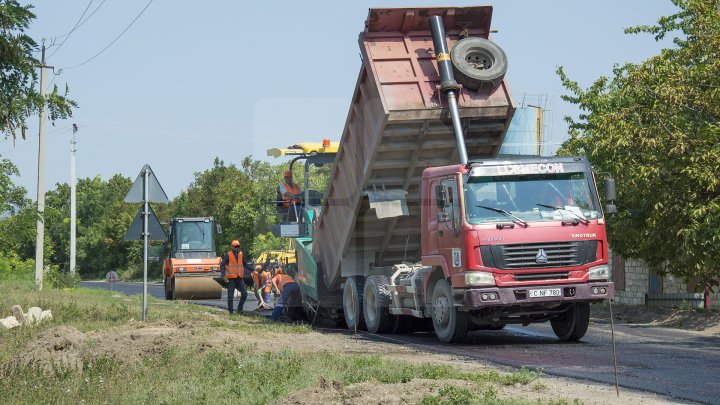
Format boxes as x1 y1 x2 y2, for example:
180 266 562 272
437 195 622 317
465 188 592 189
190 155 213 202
464 172 601 225
175 221 214 251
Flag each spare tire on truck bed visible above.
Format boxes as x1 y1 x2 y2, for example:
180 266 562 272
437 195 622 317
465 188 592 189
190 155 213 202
450 37 507 90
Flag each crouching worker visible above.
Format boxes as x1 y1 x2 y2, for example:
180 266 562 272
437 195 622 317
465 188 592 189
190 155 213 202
269 273 300 322
252 264 273 310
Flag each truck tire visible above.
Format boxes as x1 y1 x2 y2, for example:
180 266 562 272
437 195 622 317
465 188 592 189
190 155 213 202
551 303 590 341
450 37 507 90
343 276 366 331
363 275 396 334
431 279 469 343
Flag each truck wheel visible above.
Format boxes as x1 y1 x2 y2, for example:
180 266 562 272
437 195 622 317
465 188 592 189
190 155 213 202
363 275 395 334
551 303 590 341
343 276 366 331
431 279 469 343
450 37 507 90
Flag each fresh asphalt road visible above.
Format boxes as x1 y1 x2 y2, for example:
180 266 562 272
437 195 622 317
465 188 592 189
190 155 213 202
82 281 718 404
80 281 268 314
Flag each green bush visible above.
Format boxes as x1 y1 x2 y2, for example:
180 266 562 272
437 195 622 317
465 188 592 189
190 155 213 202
0 251 34 281
46 266 81 289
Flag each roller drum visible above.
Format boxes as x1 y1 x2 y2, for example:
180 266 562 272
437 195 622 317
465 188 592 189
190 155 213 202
173 276 223 300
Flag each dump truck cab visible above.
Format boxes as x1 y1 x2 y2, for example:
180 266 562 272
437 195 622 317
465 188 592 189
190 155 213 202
163 217 222 300
420 157 613 322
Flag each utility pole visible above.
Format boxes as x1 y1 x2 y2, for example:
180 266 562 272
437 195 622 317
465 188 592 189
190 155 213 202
70 124 77 274
34 43 51 290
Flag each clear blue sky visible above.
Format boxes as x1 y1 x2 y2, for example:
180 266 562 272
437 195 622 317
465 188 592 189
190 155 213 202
1 0 678 199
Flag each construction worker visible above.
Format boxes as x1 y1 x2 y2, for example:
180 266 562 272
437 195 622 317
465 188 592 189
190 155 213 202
270 273 301 322
220 240 253 314
252 264 273 310
278 170 303 221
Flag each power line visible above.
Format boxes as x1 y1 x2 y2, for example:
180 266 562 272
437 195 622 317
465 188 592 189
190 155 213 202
52 0 109 41
47 0 96 60
62 0 155 71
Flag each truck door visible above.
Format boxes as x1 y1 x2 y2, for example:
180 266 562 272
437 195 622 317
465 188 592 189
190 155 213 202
437 178 463 273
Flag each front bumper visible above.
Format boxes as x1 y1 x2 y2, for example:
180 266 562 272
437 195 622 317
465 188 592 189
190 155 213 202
462 281 614 309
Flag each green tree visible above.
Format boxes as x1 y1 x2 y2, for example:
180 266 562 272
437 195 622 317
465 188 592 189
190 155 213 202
0 157 28 214
1 0 76 142
557 0 720 290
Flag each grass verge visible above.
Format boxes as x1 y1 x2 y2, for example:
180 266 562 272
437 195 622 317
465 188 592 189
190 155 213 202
0 281 544 404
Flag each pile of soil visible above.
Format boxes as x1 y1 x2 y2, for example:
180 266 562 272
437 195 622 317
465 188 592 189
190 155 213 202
591 303 720 335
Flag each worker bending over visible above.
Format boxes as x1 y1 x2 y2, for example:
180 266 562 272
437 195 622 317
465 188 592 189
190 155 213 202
220 240 253 314
270 273 301 322
252 264 273 310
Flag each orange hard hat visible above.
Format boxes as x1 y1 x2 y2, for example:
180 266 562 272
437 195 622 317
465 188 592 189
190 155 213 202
283 170 292 177
231 240 240 247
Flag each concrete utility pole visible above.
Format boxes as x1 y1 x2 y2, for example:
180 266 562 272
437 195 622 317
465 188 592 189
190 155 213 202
34 43 51 290
70 124 77 274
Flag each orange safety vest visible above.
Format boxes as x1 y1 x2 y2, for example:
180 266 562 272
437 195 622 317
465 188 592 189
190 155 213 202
253 270 272 293
226 251 245 279
273 274 295 292
280 182 301 207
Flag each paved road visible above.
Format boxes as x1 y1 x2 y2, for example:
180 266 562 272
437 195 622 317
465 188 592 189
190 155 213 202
80 281 269 314
322 316 718 404
82 281 718 404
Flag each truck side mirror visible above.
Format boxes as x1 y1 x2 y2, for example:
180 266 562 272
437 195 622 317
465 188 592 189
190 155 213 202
604 177 617 215
216 223 223 234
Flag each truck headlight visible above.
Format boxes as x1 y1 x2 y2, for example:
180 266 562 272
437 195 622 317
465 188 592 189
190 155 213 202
588 265 609 280
177 267 186 273
465 271 495 286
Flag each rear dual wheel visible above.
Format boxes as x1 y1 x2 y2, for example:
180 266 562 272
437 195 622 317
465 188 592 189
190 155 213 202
363 275 396 334
343 276 365 331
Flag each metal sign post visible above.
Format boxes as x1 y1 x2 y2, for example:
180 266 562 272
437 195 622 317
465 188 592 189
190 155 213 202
142 169 149 320
124 164 168 321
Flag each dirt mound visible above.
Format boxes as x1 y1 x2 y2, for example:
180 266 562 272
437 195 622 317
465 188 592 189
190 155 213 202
4 326 87 373
277 378 478 405
592 304 720 335
84 324 190 364
2 321 200 375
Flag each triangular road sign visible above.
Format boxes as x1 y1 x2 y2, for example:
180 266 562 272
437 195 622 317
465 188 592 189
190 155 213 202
124 205 167 241
124 164 169 203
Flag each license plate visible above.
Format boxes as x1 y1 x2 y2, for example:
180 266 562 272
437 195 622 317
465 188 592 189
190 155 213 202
529 288 561 298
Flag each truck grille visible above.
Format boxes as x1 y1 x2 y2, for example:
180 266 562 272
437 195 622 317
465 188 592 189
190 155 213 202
480 241 597 270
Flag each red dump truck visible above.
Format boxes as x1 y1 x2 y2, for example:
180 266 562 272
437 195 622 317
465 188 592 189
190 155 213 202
288 6 615 343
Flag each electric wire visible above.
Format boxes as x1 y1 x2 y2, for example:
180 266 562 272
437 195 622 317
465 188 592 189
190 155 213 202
61 0 155 71
47 0 96 60
51 0 109 41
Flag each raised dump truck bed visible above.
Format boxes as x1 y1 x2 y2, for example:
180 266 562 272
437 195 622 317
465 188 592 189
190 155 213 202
313 6 515 290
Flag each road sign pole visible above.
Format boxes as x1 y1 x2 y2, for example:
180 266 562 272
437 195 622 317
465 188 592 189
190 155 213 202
142 168 149 321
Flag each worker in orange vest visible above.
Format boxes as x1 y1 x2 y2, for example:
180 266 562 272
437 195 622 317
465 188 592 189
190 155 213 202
270 273 301 321
278 170 303 221
220 239 253 314
252 264 273 310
